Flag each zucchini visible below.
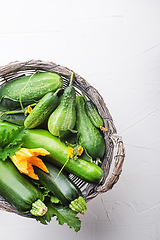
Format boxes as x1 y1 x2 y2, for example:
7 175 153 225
34 161 82 206
24 89 60 129
76 96 106 159
48 73 76 136
0 72 63 111
0 158 47 216
22 129 104 184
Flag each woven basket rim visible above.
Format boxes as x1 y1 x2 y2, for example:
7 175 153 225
0 59 125 217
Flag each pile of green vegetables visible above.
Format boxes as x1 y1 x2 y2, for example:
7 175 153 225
0 71 106 232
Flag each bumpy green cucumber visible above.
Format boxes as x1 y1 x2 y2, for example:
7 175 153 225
85 100 104 128
82 92 103 129
22 128 104 184
0 158 47 216
0 72 63 111
34 161 82 206
76 96 106 159
48 73 76 136
24 89 60 129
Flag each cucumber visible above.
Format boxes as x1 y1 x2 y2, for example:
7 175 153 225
0 72 63 111
76 96 106 159
48 73 76 136
24 89 60 129
34 161 82 206
85 100 104 128
0 158 47 216
22 128 104 184
82 92 103 128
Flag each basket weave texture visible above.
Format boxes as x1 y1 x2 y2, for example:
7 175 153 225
0 60 125 217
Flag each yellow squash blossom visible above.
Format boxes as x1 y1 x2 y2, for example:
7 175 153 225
77 146 83 156
100 126 108 132
67 145 83 159
10 148 50 180
67 146 74 159
26 105 33 113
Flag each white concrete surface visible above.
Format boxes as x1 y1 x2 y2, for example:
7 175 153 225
0 1 160 239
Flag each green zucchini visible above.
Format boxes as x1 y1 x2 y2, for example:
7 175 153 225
22 129 104 184
76 96 106 159
0 158 47 216
48 73 76 136
34 161 82 206
24 89 60 129
0 72 63 111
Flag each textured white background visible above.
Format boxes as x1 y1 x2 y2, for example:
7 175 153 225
0 1 160 239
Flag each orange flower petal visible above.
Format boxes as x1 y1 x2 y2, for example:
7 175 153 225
10 155 28 174
100 126 108 132
28 148 50 157
10 148 50 179
29 156 49 173
26 163 39 180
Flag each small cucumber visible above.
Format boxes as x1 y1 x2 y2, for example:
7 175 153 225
0 158 47 216
76 96 106 160
34 161 82 206
0 72 63 111
85 100 104 128
24 89 60 129
22 128 104 184
82 92 104 129
48 73 76 136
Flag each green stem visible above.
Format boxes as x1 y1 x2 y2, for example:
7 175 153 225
53 158 69 182
3 103 37 115
4 110 24 115
69 196 87 215
54 88 62 96
30 199 48 216
69 72 74 86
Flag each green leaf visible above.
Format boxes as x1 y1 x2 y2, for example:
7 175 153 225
50 203 81 232
80 147 92 162
0 113 26 126
59 129 78 145
0 122 26 161
36 202 81 232
50 195 60 204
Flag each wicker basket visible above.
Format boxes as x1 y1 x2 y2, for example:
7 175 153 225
0 60 125 218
